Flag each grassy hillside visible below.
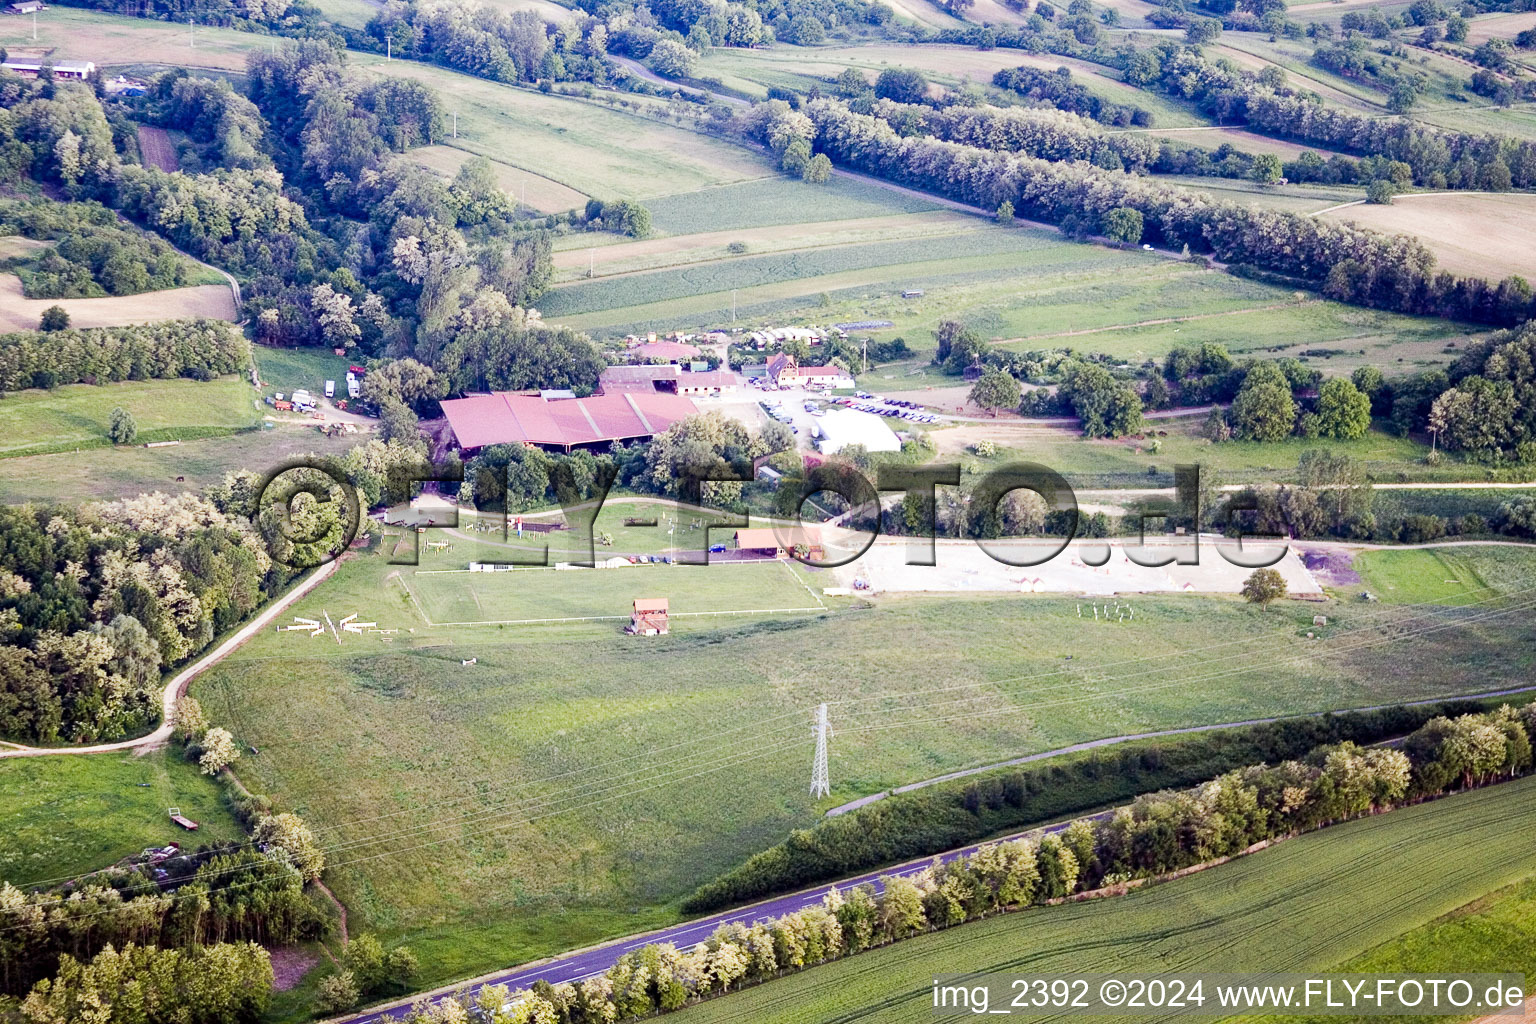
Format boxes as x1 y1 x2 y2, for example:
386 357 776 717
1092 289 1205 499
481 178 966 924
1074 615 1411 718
189 544 1536 987
0 749 245 888
669 775 1536 1024
0 377 258 459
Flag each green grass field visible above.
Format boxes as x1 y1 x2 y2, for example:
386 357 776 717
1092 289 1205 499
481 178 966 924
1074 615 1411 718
669 776 1536 1024
402 560 823 626
348 58 772 200
1257 875 1536 1024
253 345 358 399
969 419 1438 488
0 377 259 460
0 748 245 888
417 500 775 563
188 543 1536 988
0 424 360 504
1353 548 1498 606
643 177 942 236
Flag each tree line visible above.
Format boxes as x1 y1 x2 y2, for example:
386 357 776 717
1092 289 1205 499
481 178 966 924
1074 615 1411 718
11 941 274 1024
1137 44 1536 190
744 98 1536 326
391 701 1536 1024
0 319 248 392
682 696 1509 912
871 97 1160 170
992 65 1155 127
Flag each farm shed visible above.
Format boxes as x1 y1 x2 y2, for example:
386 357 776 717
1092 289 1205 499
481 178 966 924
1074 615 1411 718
2 59 94 79
628 598 669 635
734 526 824 560
815 408 900 456
441 390 698 454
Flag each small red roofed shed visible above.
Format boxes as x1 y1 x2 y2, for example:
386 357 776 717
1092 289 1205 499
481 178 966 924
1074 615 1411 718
628 598 669 635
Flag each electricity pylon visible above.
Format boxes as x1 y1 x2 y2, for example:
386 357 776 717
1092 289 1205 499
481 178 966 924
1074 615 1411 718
809 703 832 798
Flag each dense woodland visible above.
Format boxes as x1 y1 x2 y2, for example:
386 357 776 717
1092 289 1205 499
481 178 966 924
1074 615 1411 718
0 320 249 391
0 199 195 298
0 496 276 743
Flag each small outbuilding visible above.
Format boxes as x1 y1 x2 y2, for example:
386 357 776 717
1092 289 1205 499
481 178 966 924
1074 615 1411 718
734 526 824 561
628 598 669 635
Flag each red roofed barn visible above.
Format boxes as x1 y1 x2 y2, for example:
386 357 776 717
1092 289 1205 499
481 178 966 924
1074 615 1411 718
441 391 698 454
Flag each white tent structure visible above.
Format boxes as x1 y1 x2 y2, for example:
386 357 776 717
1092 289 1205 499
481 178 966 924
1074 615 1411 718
816 408 901 455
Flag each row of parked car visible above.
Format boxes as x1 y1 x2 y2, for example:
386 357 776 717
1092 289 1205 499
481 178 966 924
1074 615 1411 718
838 394 939 423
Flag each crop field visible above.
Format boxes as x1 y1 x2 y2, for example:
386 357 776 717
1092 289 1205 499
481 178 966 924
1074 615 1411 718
0 423 360 504
0 748 245 889
644 177 942 236
189 543 1536 985
0 274 235 332
539 227 1076 319
407 145 589 214
550 211 979 283
0 8 256 72
348 57 773 199
1299 875 1536 1024
400 559 824 626
0 377 259 460
670 776 1536 1024
1319 193 1536 281
697 46 1209 128
1464 10 1536 44
942 419 1439 486
1160 174 1364 214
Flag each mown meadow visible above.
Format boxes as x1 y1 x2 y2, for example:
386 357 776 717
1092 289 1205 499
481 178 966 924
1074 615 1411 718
669 776 1536 1024
184 544 1536 987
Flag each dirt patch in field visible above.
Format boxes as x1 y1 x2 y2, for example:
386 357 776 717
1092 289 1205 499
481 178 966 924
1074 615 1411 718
1461 9 1536 42
406 144 587 214
136 125 178 172
267 947 320 992
1320 193 1536 281
1301 546 1361 587
0 274 236 332
0 235 52 260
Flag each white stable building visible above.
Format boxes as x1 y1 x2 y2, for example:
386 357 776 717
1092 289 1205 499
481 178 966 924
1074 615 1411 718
816 408 901 456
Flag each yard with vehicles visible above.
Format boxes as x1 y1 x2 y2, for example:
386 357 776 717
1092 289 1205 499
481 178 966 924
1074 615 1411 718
185 542 1536 988
668 776 1536 1024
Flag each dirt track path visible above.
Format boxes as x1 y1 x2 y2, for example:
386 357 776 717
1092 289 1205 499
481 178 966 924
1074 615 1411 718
0 562 336 759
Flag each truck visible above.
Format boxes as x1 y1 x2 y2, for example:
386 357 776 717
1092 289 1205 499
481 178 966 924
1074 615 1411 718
324 380 335 399
347 377 361 399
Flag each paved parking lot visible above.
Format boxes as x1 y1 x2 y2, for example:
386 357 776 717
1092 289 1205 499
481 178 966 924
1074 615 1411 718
830 535 1323 597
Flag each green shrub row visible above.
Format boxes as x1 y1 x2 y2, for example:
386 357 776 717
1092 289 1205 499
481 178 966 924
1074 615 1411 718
682 697 1504 913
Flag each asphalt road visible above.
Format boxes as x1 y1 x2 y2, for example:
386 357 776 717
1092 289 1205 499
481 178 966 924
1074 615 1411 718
339 681 1536 1023
341 812 1090 1023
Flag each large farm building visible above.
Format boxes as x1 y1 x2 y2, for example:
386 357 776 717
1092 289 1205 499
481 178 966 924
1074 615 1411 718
441 390 698 454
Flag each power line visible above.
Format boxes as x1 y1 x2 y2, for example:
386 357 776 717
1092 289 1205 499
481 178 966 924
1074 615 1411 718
9 582 1534 923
